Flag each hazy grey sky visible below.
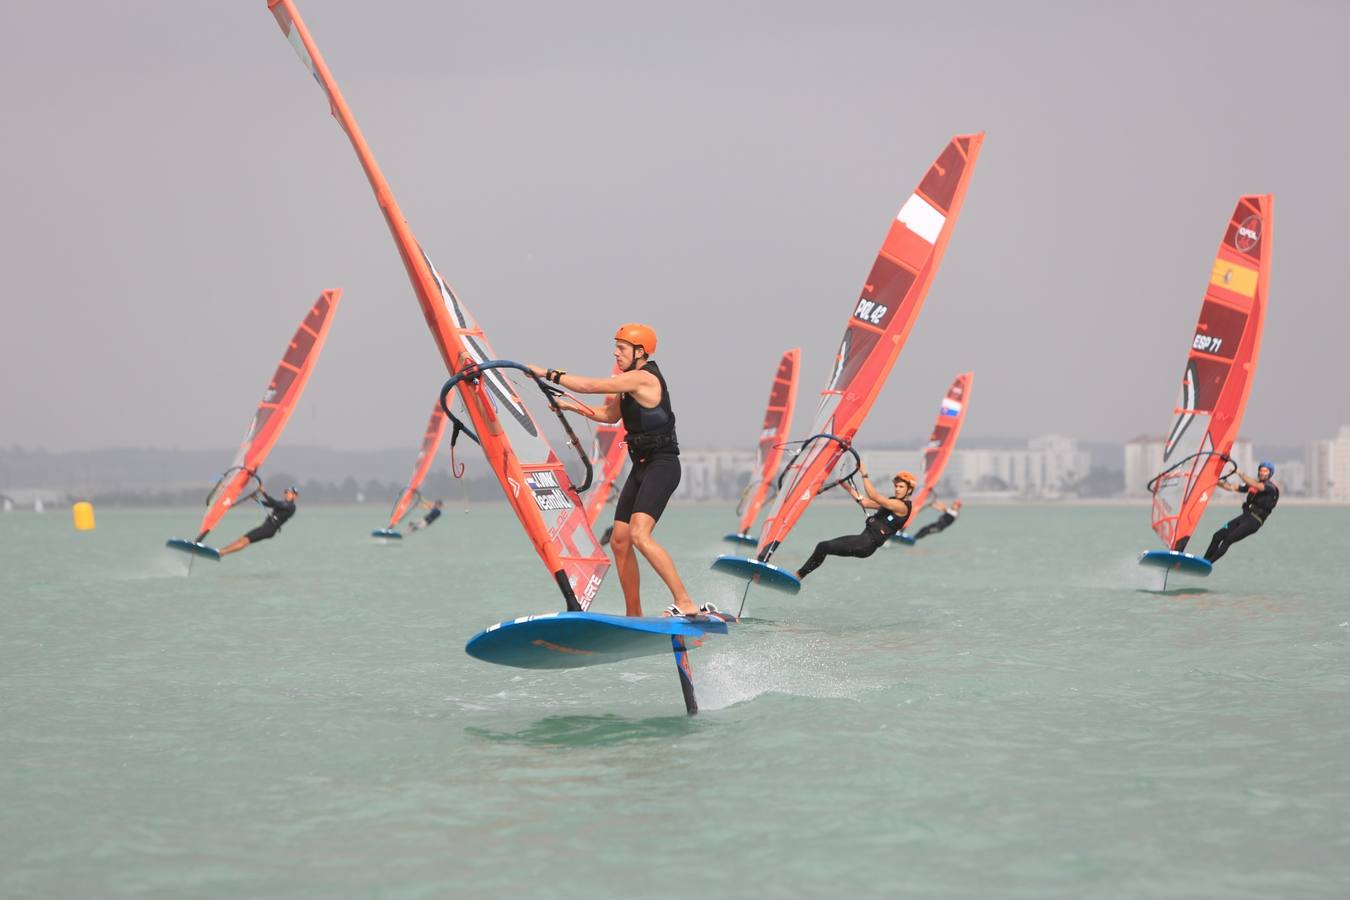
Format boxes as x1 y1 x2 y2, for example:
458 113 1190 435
2 0 1346 455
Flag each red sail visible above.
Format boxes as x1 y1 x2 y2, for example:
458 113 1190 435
1150 195 1272 551
268 0 609 609
909 371 974 513
756 134 984 560
386 403 448 529
199 288 340 537
733 348 800 538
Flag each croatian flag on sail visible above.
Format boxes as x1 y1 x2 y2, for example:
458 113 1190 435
940 399 962 417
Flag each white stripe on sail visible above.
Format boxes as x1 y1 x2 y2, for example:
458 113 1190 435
897 194 945 245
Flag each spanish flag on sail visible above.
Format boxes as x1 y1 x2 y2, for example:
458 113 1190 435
1210 258 1258 298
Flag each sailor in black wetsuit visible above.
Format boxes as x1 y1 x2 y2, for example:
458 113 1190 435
912 499 962 541
219 484 298 557
1203 461 1279 564
407 499 444 532
796 468 915 580
530 324 702 616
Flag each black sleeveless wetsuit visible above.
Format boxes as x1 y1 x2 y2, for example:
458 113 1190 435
1204 480 1278 563
613 360 681 524
244 492 296 543
913 507 959 540
797 502 910 580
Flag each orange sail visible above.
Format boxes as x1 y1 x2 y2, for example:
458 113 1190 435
584 423 627 529
730 348 800 540
385 403 448 530
1150 196 1272 551
267 1 609 610
196 288 340 540
754 135 984 562
909 371 974 513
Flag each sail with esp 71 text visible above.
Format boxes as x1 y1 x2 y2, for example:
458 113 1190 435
1140 195 1272 577
267 0 609 609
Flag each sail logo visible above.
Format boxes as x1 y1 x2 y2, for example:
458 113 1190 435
853 298 889 326
1234 215 1261 253
526 470 573 511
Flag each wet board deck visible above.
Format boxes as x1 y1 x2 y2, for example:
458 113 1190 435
466 611 735 670
166 539 222 561
1138 549 1212 576
710 555 802 594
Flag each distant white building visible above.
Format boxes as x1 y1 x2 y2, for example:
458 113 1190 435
1122 435 1253 497
672 449 756 502
860 450 923 484
943 434 1091 498
1307 425 1350 500
1275 459 1307 496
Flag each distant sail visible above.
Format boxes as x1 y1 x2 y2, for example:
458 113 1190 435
731 348 800 538
197 289 340 540
585 423 627 529
1150 196 1272 551
269 0 609 610
384 403 448 530
755 134 985 562
909 371 974 513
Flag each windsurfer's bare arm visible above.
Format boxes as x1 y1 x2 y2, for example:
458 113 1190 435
527 365 660 406
846 481 879 510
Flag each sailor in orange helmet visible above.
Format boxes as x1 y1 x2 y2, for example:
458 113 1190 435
531 324 704 616
795 466 915 580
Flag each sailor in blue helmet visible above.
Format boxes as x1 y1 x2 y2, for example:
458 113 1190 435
220 483 299 557
1203 461 1279 564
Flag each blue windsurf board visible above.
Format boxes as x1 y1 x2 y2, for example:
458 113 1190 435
1138 549 1212 576
722 532 758 546
466 611 735 670
890 532 916 545
166 539 222 561
710 555 801 594
371 528 403 539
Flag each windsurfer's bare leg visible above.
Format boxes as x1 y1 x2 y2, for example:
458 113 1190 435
609 521 644 617
627 513 698 615
218 537 250 556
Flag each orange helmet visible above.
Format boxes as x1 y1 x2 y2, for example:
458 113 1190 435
893 471 918 486
614 323 657 356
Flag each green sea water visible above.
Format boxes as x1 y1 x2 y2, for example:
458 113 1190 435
2 503 1348 898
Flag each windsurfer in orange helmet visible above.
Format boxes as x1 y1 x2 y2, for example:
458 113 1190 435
796 467 915 580
530 323 704 616
911 498 963 541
